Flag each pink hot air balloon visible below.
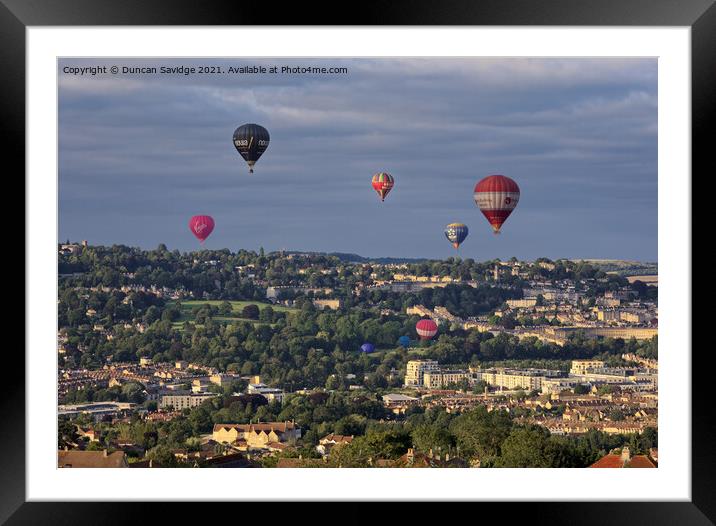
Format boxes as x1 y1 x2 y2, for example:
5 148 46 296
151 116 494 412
189 215 215 244
416 318 438 340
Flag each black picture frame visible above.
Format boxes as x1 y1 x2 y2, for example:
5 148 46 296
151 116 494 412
4 0 711 523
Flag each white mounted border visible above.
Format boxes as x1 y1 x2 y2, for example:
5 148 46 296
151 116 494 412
26 26 690 501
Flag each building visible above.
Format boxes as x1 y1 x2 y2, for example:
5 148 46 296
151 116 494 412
535 326 658 346
541 377 584 394
570 360 605 375
622 353 658 370
404 360 440 388
159 391 217 410
507 298 538 309
191 379 211 393
597 309 620 322
316 434 354 456
620 310 650 324
433 306 461 323
423 369 471 389
406 305 433 317
212 422 301 449
58 449 128 468
382 393 420 414
313 299 341 310
589 447 657 468
58 402 136 421
266 286 333 300
474 368 560 391
210 373 236 387
389 448 469 468
247 383 286 403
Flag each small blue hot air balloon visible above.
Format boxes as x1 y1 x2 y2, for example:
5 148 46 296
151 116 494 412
360 342 375 354
445 223 469 249
398 336 410 348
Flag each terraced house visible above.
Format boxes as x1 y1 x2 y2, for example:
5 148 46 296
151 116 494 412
212 422 301 449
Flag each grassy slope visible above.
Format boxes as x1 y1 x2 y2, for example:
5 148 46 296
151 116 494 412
172 300 294 331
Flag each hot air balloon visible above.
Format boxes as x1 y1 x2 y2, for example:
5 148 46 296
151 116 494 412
360 342 375 354
444 223 469 249
473 175 520 234
371 172 394 202
233 123 270 173
398 335 411 348
189 215 215 244
416 319 438 340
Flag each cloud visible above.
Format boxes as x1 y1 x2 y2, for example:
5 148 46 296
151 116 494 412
58 57 657 261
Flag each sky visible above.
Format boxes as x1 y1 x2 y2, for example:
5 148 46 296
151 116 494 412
58 57 657 262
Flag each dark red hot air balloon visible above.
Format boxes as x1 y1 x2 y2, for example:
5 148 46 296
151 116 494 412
416 319 438 340
189 215 215 244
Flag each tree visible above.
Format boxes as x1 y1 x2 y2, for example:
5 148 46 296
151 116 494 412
143 305 161 324
495 426 577 468
146 445 178 467
411 424 453 453
242 304 260 320
449 406 513 463
573 384 590 395
121 382 146 404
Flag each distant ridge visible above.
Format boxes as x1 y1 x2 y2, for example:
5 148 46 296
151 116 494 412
279 250 431 264
568 259 658 277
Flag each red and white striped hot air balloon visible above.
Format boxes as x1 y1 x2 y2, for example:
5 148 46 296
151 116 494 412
473 175 520 234
416 319 438 340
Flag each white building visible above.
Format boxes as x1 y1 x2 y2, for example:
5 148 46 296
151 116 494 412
247 383 286 403
404 360 440 388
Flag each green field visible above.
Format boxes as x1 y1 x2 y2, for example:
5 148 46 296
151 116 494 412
171 300 294 331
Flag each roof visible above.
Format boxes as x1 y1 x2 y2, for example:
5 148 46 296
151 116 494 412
276 458 325 468
202 453 253 468
128 459 161 468
626 455 657 468
382 394 419 403
58 450 128 468
320 434 354 444
589 454 625 468
266 442 291 451
589 453 657 468
213 422 298 434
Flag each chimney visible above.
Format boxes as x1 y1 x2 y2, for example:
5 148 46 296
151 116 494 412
407 448 414 461
103 449 108 457
428 448 433 459
620 447 631 463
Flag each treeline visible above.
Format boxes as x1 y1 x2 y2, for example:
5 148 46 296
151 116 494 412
59 293 658 389
324 408 657 468
59 395 657 469
359 283 521 318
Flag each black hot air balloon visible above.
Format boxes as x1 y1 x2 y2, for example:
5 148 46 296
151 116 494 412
233 123 270 173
